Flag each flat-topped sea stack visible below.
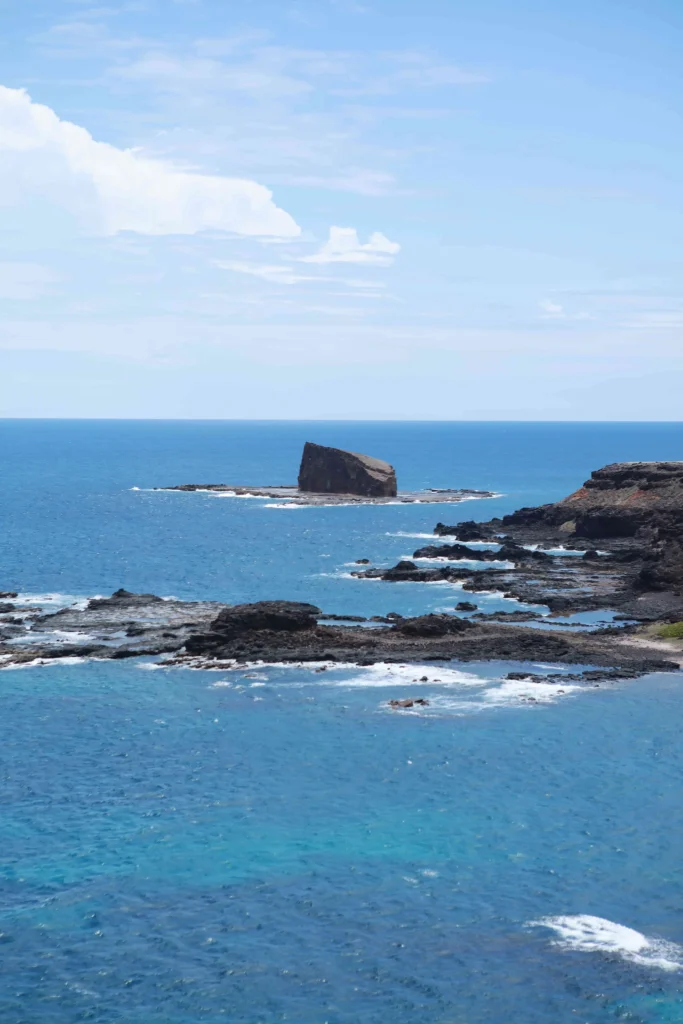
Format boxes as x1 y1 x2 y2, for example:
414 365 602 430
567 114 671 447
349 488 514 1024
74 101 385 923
297 442 397 498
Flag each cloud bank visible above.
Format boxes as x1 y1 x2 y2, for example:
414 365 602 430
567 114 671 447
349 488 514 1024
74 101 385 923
300 226 400 265
0 85 300 238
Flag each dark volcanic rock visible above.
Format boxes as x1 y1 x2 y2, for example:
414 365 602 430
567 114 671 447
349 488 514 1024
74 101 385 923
434 521 493 540
413 543 494 560
397 614 475 637
503 462 683 540
497 542 552 562
0 591 18 599
321 613 368 622
637 539 683 592
413 541 551 564
185 600 321 654
212 601 321 635
472 610 543 623
88 588 164 609
382 560 421 580
389 698 430 709
298 441 397 497
456 601 478 611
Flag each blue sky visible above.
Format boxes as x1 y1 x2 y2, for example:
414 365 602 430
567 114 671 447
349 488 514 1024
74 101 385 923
1 0 681 418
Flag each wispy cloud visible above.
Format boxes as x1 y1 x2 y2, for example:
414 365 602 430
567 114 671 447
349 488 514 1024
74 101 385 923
114 51 313 97
215 261 323 285
300 227 400 265
32 18 486 199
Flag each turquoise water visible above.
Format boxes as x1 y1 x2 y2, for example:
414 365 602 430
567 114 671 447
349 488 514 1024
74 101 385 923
2 421 683 1022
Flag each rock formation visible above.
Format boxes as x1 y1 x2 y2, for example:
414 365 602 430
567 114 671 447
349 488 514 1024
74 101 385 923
297 442 397 497
503 462 683 540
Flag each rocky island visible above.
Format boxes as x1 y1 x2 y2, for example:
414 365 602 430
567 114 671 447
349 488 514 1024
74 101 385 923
159 441 495 505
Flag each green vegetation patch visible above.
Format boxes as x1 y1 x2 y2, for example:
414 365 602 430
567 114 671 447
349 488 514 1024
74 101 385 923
657 622 683 640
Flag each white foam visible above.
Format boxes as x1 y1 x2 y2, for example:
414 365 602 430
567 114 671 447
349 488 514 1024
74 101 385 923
211 491 276 500
523 544 609 556
263 502 305 509
336 663 484 688
529 915 683 972
201 661 575 706
12 592 84 609
398 677 581 716
410 556 515 568
2 656 94 671
8 629 96 646
482 678 580 706
387 533 498 545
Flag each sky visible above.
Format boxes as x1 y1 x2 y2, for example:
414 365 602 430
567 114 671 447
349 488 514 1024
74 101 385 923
0 0 682 419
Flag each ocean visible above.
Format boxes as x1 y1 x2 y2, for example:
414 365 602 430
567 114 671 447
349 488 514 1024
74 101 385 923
1 420 683 1023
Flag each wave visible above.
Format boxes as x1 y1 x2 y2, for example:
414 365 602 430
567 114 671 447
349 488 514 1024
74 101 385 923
7 629 96 647
409 556 515 568
191 660 581 710
2 656 96 671
387 532 499 545
11 592 93 611
529 915 683 972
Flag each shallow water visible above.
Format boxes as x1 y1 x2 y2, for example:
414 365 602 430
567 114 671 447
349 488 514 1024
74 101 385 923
1 421 683 1022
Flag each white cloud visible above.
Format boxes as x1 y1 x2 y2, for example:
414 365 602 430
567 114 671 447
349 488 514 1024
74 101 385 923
215 261 324 285
300 227 400 265
539 298 594 323
539 298 565 318
0 85 300 238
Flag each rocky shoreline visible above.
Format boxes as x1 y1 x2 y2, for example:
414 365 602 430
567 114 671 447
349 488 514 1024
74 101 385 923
0 592 679 681
353 462 683 622
3 462 682 682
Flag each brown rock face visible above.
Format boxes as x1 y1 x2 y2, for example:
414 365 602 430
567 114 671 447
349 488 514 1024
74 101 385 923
504 462 683 540
297 442 397 497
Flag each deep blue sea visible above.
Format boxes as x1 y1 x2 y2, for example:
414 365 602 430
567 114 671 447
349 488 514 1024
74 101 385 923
2 420 683 1023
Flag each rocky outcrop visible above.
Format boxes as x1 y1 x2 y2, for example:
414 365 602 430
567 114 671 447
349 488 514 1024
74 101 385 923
185 600 321 654
297 442 397 497
503 462 683 540
211 600 319 634
434 521 493 540
88 588 164 609
397 614 475 637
